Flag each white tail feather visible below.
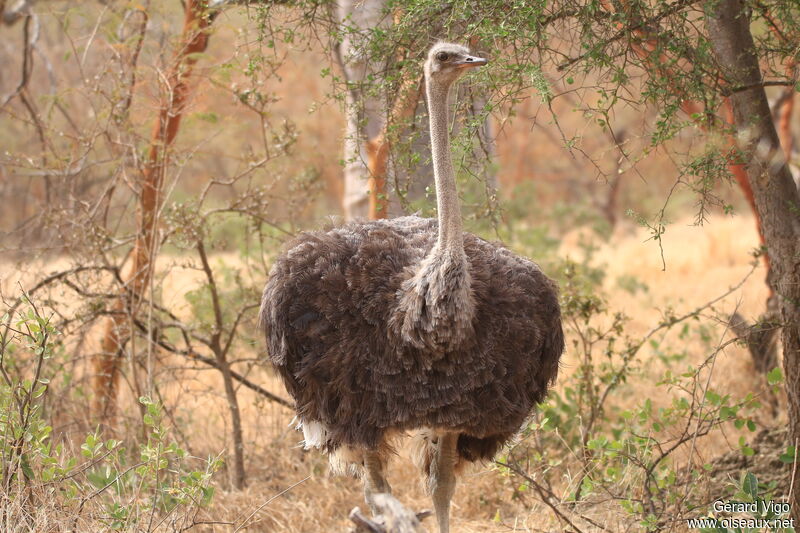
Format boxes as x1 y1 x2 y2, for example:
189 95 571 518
299 419 328 449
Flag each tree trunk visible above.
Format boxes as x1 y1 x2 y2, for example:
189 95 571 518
336 3 496 221
705 0 800 520
219 357 246 489
336 0 388 221
93 1 215 422
365 75 423 219
777 65 795 160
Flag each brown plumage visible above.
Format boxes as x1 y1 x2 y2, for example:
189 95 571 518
260 43 563 533
262 216 562 454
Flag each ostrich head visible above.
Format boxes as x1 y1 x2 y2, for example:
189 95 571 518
424 42 488 86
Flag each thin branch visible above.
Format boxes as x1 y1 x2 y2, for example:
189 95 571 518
724 79 795 95
132 320 293 409
496 460 592 533
556 0 700 72
233 476 310 532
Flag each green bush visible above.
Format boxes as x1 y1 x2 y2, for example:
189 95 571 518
0 302 220 532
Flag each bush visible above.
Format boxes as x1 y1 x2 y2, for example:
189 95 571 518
0 301 220 532
496 258 783 531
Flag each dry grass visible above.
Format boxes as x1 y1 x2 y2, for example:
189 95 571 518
143 214 782 531
0 208 781 532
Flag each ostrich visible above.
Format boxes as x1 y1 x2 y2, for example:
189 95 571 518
260 42 564 533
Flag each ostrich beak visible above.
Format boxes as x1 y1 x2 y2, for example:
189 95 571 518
456 55 488 69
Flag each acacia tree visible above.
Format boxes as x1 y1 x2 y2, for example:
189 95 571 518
332 0 498 221
94 0 216 422
594 0 796 377
335 0 390 220
87 0 293 490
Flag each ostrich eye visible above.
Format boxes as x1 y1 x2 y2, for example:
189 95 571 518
436 52 449 62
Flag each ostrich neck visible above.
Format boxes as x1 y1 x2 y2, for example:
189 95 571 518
427 79 463 252
392 70 475 352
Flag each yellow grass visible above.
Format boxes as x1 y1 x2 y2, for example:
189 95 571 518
200 213 778 532
0 204 780 532
234 217 780 529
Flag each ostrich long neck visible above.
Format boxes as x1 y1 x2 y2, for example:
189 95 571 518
393 65 475 352
427 78 463 252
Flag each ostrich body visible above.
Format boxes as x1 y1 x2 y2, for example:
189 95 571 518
260 43 564 533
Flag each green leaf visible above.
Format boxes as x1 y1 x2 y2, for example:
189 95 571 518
767 367 783 386
743 472 758 499
705 390 721 405
780 445 796 464
20 454 34 480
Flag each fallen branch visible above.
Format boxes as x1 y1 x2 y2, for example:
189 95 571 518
349 494 431 533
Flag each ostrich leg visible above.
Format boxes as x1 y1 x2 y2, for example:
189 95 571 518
430 432 458 533
364 449 391 515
